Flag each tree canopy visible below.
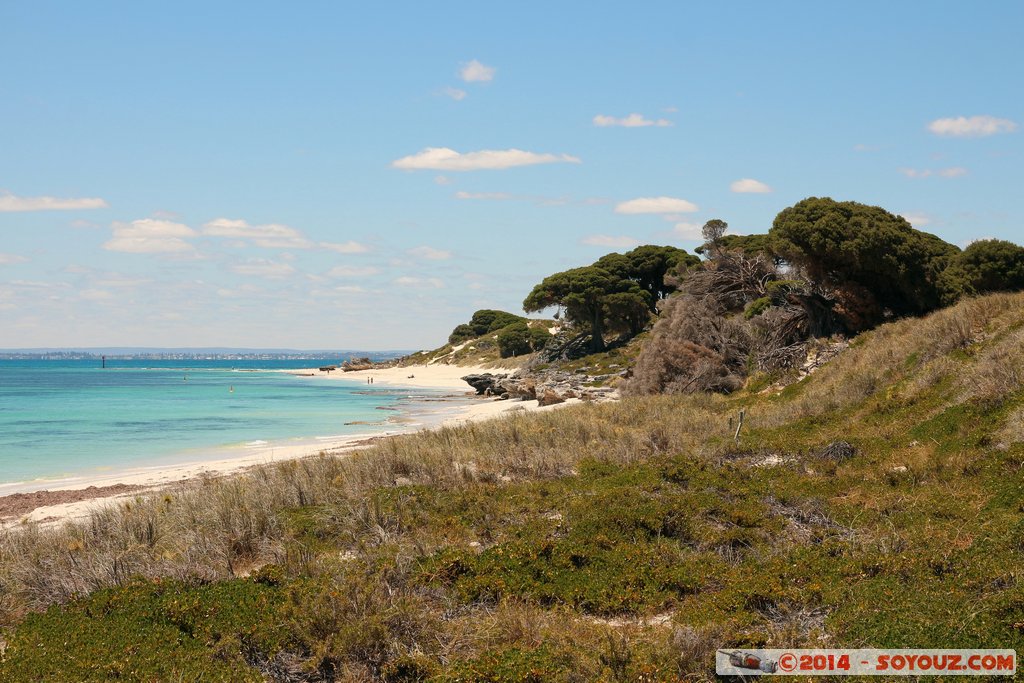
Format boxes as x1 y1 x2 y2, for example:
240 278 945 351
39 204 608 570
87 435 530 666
769 197 959 323
595 245 698 310
525 267 620 352
448 309 527 344
939 239 1024 303
695 233 773 259
523 245 698 352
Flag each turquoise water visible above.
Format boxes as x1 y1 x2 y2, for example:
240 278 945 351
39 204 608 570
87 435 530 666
0 359 455 486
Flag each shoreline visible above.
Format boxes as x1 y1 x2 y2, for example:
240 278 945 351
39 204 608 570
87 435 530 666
0 363 562 527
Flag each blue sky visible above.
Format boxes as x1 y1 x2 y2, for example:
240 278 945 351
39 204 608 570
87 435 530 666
1 2 1021 349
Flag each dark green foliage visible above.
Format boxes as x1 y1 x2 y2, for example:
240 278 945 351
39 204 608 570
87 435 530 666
524 266 648 352
696 233 773 258
595 245 699 310
939 239 1024 303
770 197 960 322
528 324 551 350
496 323 531 358
449 309 527 344
496 322 552 358
448 323 477 344
524 246 698 352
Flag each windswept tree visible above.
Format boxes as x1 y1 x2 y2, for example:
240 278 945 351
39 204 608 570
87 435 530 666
595 245 699 311
770 197 959 326
523 266 650 352
695 233 773 259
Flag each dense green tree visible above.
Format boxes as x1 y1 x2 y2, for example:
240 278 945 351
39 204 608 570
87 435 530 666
448 309 527 344
595 245 698 311
528 324 552 350
523 266 650 352
701 219 728 245
496 323 531 358
770 197 959 320
695 233 773 259
939 239 1024 303
495 321 553 358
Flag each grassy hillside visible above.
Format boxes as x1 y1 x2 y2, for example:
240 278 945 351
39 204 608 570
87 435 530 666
4 293 1024 680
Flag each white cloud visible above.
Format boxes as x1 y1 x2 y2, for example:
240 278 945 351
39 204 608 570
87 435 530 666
615 196 699 214
0 192 108 212
454 191 514 200
899 166 968 179
593 113 672 128
78 289 114 301
443 87 467 101
327 265 379 278
395 276 445 289
582 235 641 248
853 143 879 152
434 175 453 185
203 218 312 249
899 212 931 227
408 245 452 260
730 178 772 194
103 219 197 254
230 259 296 279
459 59 495 83
672 222 704 240
928 115 1018 137
392 147 581 171
320 240 370 254
0 253 28 265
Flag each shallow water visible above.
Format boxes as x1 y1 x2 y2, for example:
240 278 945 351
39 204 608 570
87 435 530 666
0 359 456 485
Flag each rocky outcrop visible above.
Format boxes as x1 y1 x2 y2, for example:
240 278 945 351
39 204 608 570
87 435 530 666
341 357 374 372
463 369 620 404
461 373 510 396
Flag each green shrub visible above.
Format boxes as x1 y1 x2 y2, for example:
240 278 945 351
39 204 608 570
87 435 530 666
449 310 528 344
939 239 1024 304
745 296 772 319
497 322 532 358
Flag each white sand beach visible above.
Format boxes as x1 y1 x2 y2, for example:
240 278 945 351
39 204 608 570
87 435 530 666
290 362 498 390
0 364 572 528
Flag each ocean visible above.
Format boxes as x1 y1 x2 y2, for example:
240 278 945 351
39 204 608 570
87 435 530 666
0 358 461 489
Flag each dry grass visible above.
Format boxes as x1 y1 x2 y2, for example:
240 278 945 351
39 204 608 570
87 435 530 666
755 292 1024 426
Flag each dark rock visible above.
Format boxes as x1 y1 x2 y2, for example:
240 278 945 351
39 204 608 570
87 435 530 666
461 373 509 395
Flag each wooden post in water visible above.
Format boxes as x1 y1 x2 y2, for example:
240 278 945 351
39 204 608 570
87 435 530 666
102 355 106 369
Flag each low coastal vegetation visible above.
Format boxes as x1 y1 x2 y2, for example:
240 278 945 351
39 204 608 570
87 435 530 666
3 197 1024 680
4 290 1024 680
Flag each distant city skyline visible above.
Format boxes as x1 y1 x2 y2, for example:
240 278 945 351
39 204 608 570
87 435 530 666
2 2 1021 349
